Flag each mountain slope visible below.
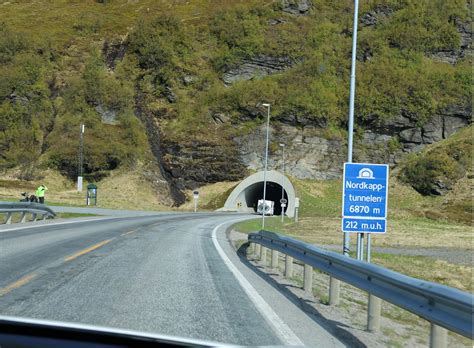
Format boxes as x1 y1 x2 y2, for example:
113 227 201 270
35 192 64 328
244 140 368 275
0 0 471 204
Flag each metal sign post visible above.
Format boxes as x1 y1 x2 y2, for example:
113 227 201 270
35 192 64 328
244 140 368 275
344 0 360 257
294 197 300 222
342 163 389 261
280 198 287 223
193 191 199 212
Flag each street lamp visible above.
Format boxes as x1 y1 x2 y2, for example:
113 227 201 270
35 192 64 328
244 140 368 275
279 143 285 222
261 103 271 229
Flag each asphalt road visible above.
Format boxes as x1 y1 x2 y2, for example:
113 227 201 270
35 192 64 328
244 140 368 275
0 213 344 346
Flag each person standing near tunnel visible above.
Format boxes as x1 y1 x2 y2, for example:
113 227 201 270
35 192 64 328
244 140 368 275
35 184 48 204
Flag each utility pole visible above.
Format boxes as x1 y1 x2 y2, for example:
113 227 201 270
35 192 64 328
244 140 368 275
77 123 85 192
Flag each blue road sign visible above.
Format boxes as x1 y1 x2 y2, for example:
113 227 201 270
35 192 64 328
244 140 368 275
342 163 389 233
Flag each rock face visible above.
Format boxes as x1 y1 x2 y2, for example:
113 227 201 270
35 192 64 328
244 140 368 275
223 55 297 84
234 124 346 180
280 0 312 16
102 37 127 69
430 18 472 64
360 6 393 27
161 139 247 190
231 104 471 180
365 105 471 151
95 104 117 124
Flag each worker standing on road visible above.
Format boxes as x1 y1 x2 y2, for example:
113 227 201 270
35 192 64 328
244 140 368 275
35 184 48 204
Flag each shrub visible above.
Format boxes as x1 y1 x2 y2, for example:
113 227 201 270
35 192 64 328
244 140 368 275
399 151 465 195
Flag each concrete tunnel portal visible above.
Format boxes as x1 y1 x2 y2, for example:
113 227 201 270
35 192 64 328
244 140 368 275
223 170 296 217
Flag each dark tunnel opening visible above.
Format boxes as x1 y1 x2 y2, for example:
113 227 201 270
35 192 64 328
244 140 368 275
244 181 288 215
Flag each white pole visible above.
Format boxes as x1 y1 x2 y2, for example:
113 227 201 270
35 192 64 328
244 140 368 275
367 234 371 262
280 143 285 223
261 104 271 230
344 0 359 257
77 123 85 192
193 191 199 213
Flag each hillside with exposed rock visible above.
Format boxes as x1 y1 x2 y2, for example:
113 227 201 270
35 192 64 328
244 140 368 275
0 0 471 206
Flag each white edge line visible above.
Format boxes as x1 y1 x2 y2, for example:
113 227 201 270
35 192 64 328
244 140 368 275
211 220 304 346
0 217 118 233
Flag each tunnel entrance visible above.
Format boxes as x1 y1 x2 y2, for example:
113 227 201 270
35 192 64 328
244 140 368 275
223 170 296 217
245 181 288 215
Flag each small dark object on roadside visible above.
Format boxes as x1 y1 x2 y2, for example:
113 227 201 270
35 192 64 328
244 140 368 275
20 192 38 203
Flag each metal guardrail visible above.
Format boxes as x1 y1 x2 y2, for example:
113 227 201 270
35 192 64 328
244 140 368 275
0 202 56 224
248 230 473 347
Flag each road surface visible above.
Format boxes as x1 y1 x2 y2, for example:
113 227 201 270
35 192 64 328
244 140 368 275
0 213 344 346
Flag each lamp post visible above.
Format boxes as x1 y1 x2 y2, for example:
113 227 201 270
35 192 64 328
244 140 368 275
344 0 359 258
261 103 271 229
280 143 285 223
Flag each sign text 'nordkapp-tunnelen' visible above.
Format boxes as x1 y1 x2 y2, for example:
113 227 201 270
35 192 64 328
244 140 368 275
342 163 389 233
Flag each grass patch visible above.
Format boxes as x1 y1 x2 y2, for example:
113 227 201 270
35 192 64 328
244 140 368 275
235 218 473 292
382 328 405 348
372 253 473 292
233 214 472 249
179 181 239 211
55 212 100 219
0 167 172 211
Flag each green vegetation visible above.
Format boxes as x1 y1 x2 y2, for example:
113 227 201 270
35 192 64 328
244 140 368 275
399 125 472 195
232 175 473 292
0 0 471 184
55 212 100 219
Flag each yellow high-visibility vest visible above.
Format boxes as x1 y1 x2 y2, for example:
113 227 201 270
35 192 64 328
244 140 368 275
36 185 48 197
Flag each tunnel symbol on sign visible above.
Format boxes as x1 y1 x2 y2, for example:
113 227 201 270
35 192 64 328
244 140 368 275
357 168 375 179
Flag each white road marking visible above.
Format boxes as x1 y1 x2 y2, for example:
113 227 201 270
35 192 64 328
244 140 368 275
212 220 304 346
0 217 117 233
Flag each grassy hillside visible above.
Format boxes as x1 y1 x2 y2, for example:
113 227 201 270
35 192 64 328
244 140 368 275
0 0 471 198
0 165 174 209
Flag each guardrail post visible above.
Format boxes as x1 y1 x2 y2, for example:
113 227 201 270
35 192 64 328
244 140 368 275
367 294 382 332
31 213 37 221
430 323 447 348
303 264 313 293
248 242 254 255
20 212 27 223
329 277 340 305
260 247 267 266
5 212 13 224
271 250 279 269
285 255 293 278
42 213 48 220
255 243 261 257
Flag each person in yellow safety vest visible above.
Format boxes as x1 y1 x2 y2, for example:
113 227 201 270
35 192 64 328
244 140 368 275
35 184 48 204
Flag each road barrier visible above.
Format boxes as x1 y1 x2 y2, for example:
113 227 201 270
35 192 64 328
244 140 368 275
248 230 473 347
0 202 56 224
